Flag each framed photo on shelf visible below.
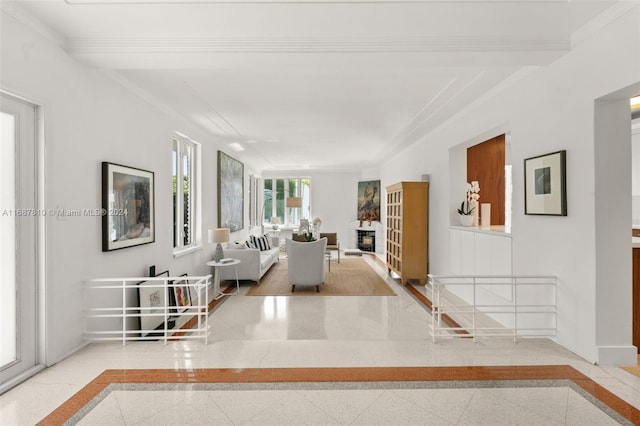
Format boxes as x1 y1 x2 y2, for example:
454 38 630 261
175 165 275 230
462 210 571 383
172 273 191 313
217 151 244 232
102 162 155 251
524 150 567 216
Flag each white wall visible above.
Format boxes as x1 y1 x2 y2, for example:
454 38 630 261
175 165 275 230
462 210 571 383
379 6 640 363
1 14 258 364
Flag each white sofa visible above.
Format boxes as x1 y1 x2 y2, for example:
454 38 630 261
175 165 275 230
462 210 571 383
218 236 280 284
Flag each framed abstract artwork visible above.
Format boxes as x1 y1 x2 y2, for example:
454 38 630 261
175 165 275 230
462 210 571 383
217 151 244 232
357 180 381 222
524 150 567 216
102 162 155 251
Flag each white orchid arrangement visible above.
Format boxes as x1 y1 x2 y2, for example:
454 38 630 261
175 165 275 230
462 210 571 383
457 181 480 215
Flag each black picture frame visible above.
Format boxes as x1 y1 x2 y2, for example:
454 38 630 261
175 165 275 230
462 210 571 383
102 162 155 251
137 270 172 336
217 151 244 232
524 150 567 216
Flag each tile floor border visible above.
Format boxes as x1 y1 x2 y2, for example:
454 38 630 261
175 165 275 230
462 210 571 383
39 365 640 425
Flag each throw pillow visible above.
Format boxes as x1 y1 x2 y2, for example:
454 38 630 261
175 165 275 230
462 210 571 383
250 234 272 251
245 239 257 249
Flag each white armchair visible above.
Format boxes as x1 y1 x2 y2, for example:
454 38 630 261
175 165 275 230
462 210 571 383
286 237 327 292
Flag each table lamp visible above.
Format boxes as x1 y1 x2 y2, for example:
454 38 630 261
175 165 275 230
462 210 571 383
271 216 280 230
208 228 230 263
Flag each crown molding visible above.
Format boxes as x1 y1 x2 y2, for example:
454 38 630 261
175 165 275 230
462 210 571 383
67 36 569 54
571 0 640 47
1 1 67 48
65 0 566 4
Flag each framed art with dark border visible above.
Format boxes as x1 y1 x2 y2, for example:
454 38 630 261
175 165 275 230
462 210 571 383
524 150 567 216
102 162 155 251
137 270 171 336
217 151 244 232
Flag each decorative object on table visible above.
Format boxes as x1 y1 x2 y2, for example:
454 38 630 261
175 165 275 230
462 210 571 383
209 227 230 262
217 150 244 232
357 180 381 224
457 181 480 227
524 150 567 216
481 203 491 228
298 219 316 241
101 162 155 252
312 217 323 235
271 216 280 230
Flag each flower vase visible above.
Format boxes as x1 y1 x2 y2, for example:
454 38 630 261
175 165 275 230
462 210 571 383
459 215 474 227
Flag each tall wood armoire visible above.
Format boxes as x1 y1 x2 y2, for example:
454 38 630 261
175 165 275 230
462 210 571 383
385 181 429 285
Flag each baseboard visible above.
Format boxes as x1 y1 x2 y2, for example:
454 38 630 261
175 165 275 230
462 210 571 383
597 345 638 365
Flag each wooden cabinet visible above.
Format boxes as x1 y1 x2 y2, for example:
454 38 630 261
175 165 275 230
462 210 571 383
386 181 429 285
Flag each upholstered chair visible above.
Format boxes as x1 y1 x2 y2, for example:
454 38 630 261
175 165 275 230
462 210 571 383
286 237 327 292
319 232 340 263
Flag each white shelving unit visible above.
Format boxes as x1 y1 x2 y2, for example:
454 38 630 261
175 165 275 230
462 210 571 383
83 275 212 345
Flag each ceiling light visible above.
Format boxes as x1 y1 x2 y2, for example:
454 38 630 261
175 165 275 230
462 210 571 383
228 143 244 152
631 95 640 109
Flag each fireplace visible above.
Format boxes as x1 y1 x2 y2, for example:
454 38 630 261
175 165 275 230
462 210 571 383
357 230 375 252
348 221 383 254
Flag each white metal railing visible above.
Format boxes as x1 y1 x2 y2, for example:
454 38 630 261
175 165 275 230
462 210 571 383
428 274 557 342
83 275 211 345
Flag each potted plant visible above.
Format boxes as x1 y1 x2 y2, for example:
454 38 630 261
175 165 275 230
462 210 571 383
457 181 480 226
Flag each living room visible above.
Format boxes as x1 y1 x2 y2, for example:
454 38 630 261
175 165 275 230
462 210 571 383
1 0 639 395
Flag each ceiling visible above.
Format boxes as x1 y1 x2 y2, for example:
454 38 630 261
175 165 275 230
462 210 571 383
6 0 618 172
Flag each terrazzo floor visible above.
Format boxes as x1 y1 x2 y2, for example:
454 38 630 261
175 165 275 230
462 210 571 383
2 255 640 425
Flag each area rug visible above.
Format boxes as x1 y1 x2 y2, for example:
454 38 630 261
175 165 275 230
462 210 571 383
245 257 396 296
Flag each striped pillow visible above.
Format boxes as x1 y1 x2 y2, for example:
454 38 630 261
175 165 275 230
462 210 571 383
250 234 272 251
245 239 257 249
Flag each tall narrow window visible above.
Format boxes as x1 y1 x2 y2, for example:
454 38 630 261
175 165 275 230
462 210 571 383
172 135 200 253
262 177 311 226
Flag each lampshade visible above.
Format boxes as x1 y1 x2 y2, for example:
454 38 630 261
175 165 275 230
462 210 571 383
271 216 280 224
286 197 302 208
208 228 230 244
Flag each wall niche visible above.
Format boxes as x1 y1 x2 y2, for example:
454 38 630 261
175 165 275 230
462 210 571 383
466 134 506 226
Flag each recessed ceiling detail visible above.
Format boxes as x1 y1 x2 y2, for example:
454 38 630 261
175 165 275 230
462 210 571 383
7 0 621 171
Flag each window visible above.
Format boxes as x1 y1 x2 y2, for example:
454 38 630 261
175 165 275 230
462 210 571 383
172 134 200 254
262 177 310 226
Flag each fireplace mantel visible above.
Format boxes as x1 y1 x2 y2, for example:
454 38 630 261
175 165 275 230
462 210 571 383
347 221 383 254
